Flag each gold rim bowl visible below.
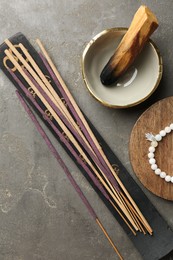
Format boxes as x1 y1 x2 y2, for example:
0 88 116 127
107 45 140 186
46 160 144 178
81 28 163 108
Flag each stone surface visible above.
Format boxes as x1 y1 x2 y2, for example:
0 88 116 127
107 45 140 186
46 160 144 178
0 0 173 259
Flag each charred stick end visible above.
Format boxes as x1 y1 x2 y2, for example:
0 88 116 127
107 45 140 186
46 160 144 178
100 61 118 86
100 5 159 86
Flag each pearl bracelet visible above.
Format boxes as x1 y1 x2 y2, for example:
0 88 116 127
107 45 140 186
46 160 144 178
145 123 173 184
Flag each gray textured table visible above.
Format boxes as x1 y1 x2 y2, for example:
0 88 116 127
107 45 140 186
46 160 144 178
0 0 172 259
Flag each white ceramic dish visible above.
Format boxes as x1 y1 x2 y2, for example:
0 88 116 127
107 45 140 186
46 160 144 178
82 28 163 108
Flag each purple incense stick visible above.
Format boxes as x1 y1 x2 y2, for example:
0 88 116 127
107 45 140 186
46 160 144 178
16 90 97 219
9 69 110 201
16 90 122 260
39 52 119 190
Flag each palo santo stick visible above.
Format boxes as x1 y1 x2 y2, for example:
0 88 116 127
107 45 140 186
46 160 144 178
6 50 138 231
36 39 152 233
100 5 158 85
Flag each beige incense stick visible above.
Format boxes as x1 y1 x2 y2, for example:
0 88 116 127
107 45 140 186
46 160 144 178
118 193 145 233
118 194 142 233
5 49 138 232
109 200 136 236
36 39 152 234
120 193 148 234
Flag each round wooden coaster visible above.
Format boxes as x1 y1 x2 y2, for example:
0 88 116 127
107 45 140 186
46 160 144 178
129 96 173 200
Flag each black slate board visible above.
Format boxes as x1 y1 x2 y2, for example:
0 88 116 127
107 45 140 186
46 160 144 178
0 32 173 260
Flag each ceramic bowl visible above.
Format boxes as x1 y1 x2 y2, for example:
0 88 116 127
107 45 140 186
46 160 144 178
82 28 163 108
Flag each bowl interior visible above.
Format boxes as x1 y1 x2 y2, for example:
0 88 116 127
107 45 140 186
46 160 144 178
82 28 162 108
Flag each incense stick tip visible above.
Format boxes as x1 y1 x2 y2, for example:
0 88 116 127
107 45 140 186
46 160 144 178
36 38 41 44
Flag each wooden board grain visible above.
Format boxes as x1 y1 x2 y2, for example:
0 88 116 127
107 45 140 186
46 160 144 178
129 97 173 200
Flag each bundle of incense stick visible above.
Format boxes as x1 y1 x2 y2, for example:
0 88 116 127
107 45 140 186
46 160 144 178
3 38 153 254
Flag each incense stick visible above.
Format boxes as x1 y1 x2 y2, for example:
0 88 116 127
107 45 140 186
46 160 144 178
16 90 123 260
5 44 143 233
4 39 151 234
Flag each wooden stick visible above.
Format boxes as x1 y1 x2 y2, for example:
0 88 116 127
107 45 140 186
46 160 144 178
100 5 158 85
109 200 136 236
36 39 152 234
120 193 146 234
118 193 142 232
120 193 150 235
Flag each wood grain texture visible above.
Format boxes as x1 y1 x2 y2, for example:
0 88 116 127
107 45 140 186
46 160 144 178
129 97 173 200
100 5 158 85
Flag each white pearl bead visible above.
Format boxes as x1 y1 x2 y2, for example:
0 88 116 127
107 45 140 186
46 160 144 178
160 172 166 178
165 175 171 182
171 177 173 183
151 141 158 147
149 146 155 153
151 164 157 170
159 130 166 137
155 168 161 175
165 126 171 133
155 134 162 141
149 158 156 164
170 123 173 130
148 152 154 158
